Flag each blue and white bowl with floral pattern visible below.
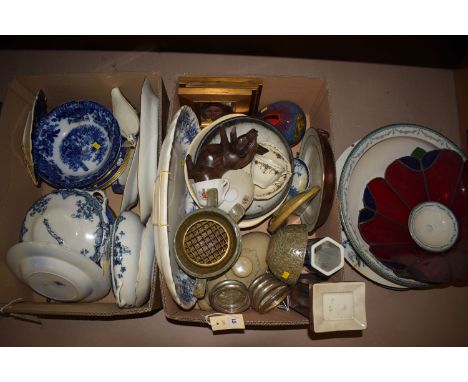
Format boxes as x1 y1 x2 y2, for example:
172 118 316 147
110 211 144 308
287 158 310 199
32 101 121 189
20 189 113 267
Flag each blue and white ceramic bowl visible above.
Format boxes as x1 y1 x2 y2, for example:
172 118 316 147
20 189 113 267
287 158 310 199
32 101 121 189
110 211 144 308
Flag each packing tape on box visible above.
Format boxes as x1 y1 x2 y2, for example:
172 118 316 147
204 313 245 331
0 298 42 325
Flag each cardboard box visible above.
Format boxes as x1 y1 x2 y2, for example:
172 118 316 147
0 72 168 317
161 75 343 328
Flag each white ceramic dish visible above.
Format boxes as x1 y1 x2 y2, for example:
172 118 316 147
135 218 156 307
111 211 144 308
138 78 159 223
153 106 200 309
184 114 292 228
111 87 140 146
6 241 110 302
339 124 465 288
21 189 111 267
313 282 367 333
336 142 407 289
121 138 140 212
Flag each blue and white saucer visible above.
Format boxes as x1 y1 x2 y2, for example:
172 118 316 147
32 101 121 189
87 143 133 191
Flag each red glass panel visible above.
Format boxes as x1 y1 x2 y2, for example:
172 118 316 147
359 213 413 245
366 178 410 225
385 157 428 210
424 149 464 207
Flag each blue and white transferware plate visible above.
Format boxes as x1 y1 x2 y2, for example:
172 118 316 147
338 124 464 288
32 100 121 189
20 189 112 267
110 211 144 308
7 241 110 303
153 106 200 310
86 143 133 191
287 157 310 200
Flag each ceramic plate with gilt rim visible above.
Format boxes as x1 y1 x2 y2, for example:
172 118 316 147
153 106 200 310
138 78 159 223
338 124 465 288
336 142 406 289
22 90 47 186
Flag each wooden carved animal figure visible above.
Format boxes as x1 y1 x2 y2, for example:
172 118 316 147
186 126 266 182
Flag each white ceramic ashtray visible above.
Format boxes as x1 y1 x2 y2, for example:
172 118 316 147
312 282 367 333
